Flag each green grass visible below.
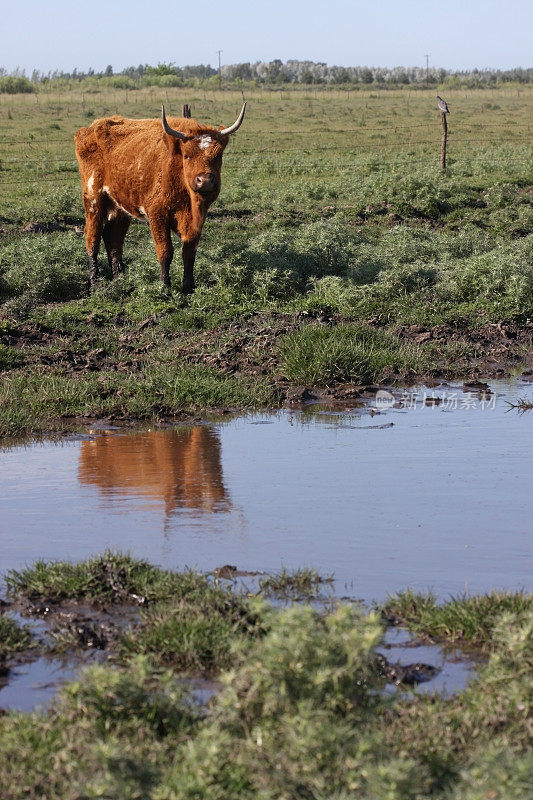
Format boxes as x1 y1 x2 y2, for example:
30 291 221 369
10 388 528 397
0 342 25 370
381 588 533 648
1 86 532 434
279 323 426 385
258 567 334 599
0 558 531 799
6 554 265 675
0 363 277 438
118 591 262 674
5 551 209 603
0 615 34 656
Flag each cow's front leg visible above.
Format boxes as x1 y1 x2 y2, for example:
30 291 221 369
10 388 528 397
181 238 199 294
83 197 105 290
150 220 173 289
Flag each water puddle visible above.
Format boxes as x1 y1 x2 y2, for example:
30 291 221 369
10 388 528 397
0 654 219 712
0 656 79 712
1 380 532 602
0 623 475 712
379 627 476 698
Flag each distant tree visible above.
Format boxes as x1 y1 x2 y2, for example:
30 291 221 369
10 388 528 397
266 59 283 83
0 76 35 93
223 62 252 81
300 71 314 84
182 64 215 79
332 68 351 84
360 67 373 84
391 69 409 84
104 64 113 77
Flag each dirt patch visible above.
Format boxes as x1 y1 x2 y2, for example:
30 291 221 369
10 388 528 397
0 596 140 689
394 320 533 379
2 313 531 417
159 313 533 387
22 221 66 234
167 311 302 378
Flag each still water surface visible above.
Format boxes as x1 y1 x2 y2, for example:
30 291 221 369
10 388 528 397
2 381 532 602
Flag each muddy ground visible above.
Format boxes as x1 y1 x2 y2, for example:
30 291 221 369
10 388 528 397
0 580 463 713
2 312 532 410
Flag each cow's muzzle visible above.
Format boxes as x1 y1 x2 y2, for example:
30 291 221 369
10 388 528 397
193 173 218 195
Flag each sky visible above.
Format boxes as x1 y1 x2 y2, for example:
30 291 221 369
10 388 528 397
1 0 531 75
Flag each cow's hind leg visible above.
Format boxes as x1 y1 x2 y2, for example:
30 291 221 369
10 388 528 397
83 195 106 289
102 213 131 279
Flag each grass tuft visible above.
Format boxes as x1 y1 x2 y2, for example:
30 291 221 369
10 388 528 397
279 323 424 385
0 615 34 657
381 588 533 648
59 656 200 737
5 551 207 604
258 567 334 599
118 591 264 674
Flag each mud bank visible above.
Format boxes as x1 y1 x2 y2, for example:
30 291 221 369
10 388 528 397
1 311 532 436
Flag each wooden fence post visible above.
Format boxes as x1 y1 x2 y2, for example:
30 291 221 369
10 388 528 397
440 111 448 171
437 96 449 172
182 104 191 118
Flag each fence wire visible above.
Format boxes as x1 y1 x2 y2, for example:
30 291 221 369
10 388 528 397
0 132 530 190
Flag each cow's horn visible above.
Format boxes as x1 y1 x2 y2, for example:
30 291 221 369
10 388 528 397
161 106 187 140
219 103 246 136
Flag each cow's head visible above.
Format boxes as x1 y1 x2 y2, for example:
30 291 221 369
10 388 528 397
161 104 246 199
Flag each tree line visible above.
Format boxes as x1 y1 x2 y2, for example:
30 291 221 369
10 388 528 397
1 60 531 93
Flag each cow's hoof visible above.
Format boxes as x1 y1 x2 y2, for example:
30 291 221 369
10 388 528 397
181 283 195 295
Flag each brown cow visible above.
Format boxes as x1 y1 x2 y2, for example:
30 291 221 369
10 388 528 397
74 103 246 292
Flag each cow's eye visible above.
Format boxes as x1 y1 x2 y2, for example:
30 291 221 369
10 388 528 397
184 154 190 160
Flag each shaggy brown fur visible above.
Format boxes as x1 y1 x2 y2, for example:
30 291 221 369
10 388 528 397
74 115 232 292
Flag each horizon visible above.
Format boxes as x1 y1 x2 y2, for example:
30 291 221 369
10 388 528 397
3 59 532 79
1 0 531 76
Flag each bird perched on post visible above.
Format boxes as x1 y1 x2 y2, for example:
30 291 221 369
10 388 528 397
437 96 450 114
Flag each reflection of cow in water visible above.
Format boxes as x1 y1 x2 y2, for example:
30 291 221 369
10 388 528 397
78 427 229 516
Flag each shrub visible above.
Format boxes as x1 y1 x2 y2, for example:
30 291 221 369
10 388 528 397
0 76 35 94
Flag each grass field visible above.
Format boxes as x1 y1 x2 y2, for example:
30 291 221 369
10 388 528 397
1 85 532 435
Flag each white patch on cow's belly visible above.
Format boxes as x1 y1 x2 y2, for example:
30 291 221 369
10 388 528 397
197 135 212 150
87 172 95 194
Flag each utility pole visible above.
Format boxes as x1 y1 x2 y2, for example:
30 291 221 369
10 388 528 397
424 54 430 89
217 50 223 90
